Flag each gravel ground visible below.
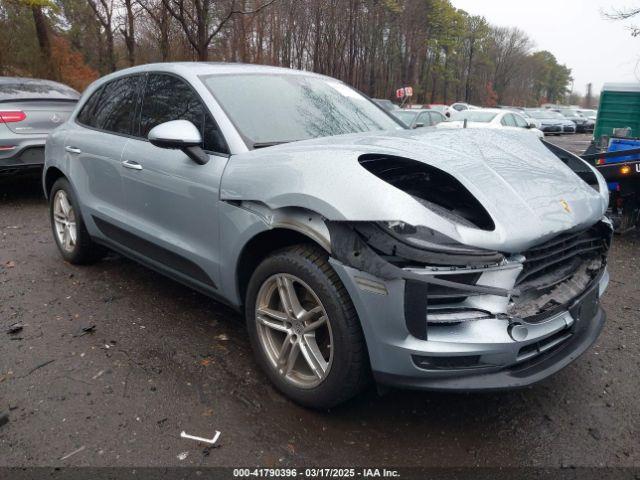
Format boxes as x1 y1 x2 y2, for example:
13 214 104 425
0 134 639 468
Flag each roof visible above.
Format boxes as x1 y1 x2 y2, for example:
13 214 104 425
84 62 335 97
602 83 640 93
112 62 329 79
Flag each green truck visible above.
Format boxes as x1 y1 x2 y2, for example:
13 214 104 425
593 83 640 144
586 83 640 232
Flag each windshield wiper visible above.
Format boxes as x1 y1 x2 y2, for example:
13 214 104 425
252 141 291 149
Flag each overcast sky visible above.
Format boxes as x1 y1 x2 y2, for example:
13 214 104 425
450 0 640 95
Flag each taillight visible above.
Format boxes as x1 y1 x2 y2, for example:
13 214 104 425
0 111 26 123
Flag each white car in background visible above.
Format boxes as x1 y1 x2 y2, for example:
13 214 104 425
436 108 544 138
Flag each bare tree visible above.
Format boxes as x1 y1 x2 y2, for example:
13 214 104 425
31 3 59 80
88 0 117 72
120 0 137 66
161 0 277 60
605 5 640 36
137 0 173 60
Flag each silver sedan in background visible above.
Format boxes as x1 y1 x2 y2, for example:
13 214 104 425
0 77 79 175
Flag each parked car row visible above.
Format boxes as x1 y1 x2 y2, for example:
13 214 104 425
388 106 544 138
374 97 596 136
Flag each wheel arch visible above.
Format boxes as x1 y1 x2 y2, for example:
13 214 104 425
43 166 66 199
236 226 330 307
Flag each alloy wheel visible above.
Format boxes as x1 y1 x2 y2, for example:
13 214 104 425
52 190 77 253
255 273 333 389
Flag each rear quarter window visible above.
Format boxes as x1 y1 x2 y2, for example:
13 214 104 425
77 75 141 135
76 87 104 128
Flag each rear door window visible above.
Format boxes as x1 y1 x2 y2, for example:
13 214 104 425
138 73 227 154
417 112 431 126
513 114 529 128
78 76 141 135
501 114 516 127
431 112 446 125
92 76 141 135
76 86 105 128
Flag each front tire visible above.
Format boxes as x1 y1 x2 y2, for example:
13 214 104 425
245 245 370 408
49 178 106 264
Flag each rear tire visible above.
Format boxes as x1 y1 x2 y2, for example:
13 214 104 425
49 177 106 264
245 244 370 409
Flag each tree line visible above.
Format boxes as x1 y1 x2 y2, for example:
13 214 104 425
1 0 574 106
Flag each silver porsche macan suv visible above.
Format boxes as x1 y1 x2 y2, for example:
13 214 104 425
1 77 79 175
43 63 612 408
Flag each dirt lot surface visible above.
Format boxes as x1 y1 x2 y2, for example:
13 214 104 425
1 134 639 468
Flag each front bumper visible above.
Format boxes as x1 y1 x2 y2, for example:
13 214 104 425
331 258 609 391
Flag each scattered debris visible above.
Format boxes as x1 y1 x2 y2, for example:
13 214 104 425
27 359 56 376
72 325 96 337
92 370 106 380
5 260 15 268
6 323 24 335
180 430 221 446
0 411 9 428
215 334 229 341
176 451 189 461
60 445 86 461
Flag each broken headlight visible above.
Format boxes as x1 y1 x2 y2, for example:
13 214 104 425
359 221 505 267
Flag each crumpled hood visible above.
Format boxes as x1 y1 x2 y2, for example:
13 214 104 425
221 128 608 253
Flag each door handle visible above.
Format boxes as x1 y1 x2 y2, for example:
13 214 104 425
121 160 143 171
65 146 82 154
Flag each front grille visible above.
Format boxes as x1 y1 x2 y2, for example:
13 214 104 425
517 225 609 286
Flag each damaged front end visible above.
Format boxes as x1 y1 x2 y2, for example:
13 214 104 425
327 218 612 390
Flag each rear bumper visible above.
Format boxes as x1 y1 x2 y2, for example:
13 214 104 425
0 137 46 173
331 255 609 392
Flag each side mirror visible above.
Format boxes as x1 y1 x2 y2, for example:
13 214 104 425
527 123 536 129
148 120 208 165
413 123 425 129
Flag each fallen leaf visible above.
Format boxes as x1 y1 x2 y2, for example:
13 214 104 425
200 358 211 366
5 261 15 268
